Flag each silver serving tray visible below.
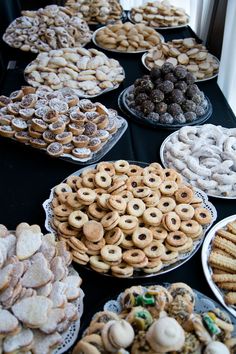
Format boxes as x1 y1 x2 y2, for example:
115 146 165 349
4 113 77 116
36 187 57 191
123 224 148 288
43 161 217 279
202 215 236 318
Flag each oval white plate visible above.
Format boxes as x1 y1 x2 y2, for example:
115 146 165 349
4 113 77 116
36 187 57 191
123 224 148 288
201 215 236 318
141 52 220 82
92 26 164 54
160 129 236 200
128 11 190 30
43 161 217 279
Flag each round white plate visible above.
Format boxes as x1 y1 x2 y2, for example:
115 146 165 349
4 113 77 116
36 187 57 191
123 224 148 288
160 128 236 200
92 26 164 54
43 161 217 279
141 52 220 82
201 215 236 318
128 11 190 30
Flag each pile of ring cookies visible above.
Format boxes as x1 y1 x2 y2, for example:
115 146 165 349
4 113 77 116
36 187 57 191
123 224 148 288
65 0 123 24
94 22 162 52
208 219 236 306
3 5 92 53
163 124 236 197
24 47 125 96
0 86 122 160
144 38 219 80
50 160 213 277
0 222 83 354
73 282 236 353
130 0 189 28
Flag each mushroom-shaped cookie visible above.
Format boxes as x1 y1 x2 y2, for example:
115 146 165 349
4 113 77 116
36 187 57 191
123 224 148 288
101 319 134 352
146 316 185 352
204 341 230 354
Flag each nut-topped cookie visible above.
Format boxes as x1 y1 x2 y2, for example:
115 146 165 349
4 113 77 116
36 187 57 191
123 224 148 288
3 5 92 53
48 160 214 277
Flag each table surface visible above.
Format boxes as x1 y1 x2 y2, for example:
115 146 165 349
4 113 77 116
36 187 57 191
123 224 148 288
0 22 236 338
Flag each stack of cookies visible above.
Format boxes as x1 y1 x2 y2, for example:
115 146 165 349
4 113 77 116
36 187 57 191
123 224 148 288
65 0 123 24
50 160 213 277
0 222 83 354
73 282 236 353
3 5 92 53
130 0 189 28
209 219 236 306
144 38 219 80
94 22 162 52
0 86 122 160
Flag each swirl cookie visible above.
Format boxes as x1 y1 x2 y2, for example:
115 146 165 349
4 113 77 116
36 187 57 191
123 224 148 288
73 282 236 353
3 5 92 53
0 223 83 354
49 160 213 277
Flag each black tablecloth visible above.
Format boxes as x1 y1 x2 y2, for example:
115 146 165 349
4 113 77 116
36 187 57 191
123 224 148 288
0 21 236 339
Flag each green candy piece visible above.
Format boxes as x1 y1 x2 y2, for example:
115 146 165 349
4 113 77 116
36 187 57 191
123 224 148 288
134 309 153 330
203 314 221 335
135 293 155 306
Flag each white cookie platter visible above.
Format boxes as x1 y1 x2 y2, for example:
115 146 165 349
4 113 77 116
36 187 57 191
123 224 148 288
160 128 236 200
201 215 236 318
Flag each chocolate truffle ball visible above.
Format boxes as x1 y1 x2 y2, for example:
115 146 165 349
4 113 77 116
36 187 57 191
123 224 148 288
154 77 163 86
174 113 186 124
164 73 177 83
168 103 183 117
135 93 149 106
160 112 174 124
174 81 188 92
182 100 196 112
185 72 195 85
133 86 145 96
200 99 208 110
195 105 205 116
161 62 174 74
155 102 167 114
184 111 197 121
159 80 174 94
150 67 162 80
140 80 154 92
174 65 187 79
150 89 164 103
142 100 155 115
147 112 160 122
191 94 202 105
134 78 143 87
170 89 184 104
186 84 200 98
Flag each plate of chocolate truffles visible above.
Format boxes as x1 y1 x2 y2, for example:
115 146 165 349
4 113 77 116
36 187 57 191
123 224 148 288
118 63 212 130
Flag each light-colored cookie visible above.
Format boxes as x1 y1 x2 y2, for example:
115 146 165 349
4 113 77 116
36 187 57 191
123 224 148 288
21 253 53 288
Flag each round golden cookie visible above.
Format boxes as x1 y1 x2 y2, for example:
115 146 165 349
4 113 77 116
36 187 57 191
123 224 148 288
143 173 162 189
180 220 201 235
95 171 112 188
160 180 178 196
132 227 153 249
149 225 168 241
127 198 146 217
88 203 107 220
162 212 181 232
111 262 134 278
68 210 89 229
101 211 120 230
123 249 146 265
100 245 122 263
118 215 138 234
143 240 165 258
175 204 195 221
194 207 212 225
105 228 124 246
121 234 135 249
89 256 110 273
157 197 176 213
175 186 194 204
143 207 163 226
77 188 97 205
114 160 130 173
83 220 104 242
107 195 126 213
166 231 188 247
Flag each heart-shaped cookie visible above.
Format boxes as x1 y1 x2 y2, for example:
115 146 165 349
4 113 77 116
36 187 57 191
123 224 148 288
12 296 52 327
0 309 19 335
16 227 42 260
21 253 53 288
